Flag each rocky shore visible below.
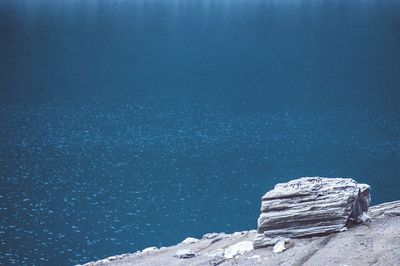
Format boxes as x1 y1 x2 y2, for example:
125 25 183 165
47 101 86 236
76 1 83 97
79 178 400 266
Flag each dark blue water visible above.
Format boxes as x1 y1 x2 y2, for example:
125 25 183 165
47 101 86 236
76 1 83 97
1 0 400 264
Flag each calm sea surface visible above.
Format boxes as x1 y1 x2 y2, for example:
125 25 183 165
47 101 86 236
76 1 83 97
1 0 400 264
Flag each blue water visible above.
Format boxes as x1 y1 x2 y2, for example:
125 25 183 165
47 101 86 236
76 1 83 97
1 0 400 264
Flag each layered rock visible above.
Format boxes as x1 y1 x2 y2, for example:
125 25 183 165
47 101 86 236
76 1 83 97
254 177 370 248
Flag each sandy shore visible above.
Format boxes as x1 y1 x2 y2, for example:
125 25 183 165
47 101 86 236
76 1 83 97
80 201 400 266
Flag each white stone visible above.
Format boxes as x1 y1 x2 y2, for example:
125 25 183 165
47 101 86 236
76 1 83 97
210 235 225 244
142 246 158 253
272 240 287 253
232 232 243 238
224 241 254 259
174 249 196 259
203 232 221 239
181 237 199 244
357 212 371 223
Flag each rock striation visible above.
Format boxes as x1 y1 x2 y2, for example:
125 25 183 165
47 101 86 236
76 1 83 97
254 177 370 248
369 200 400 218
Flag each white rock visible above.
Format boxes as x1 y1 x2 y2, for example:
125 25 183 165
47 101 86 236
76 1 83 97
232 232 243 238
106 254 128 261
142 246 158 253
210 235 225 244
224 241 254 259
203 232 221 239
107 256 117 261
272 240 287 253
357 212 371 223
181 237 199 244
174 249 196 259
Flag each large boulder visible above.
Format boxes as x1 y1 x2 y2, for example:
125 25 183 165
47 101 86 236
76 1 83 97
254 177 370 249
